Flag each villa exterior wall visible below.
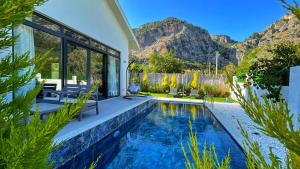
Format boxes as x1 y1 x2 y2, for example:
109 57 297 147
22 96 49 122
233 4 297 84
36 0 130 96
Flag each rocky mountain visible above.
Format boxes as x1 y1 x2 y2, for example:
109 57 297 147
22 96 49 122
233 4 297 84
233 13 300 62
211 35 237 44
131 18 238 67
131 13 300 67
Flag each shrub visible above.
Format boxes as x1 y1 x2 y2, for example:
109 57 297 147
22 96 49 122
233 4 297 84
200 84 229 97
220 86 230 97
170 73 177 88
141 72 149 92
161 73 170 92
198 89 205 99
191 72 198 89
248 41 300 101
148 83 164 93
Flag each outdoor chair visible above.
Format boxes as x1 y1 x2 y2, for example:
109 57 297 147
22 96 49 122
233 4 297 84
168 88 178 97
128 83 141 94
190 89 199 97
42 84 99 121
124 83 148 99
77 85 99 121
42 84 81 103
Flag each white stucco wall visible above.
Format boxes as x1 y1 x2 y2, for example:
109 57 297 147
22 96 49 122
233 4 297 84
231 76 289 102
36 0 129 96
288 66 300 129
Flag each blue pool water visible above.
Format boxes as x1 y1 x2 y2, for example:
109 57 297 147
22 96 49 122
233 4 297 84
101 102 246 169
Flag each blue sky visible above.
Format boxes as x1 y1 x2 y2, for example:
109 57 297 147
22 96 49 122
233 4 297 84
119 0 289 41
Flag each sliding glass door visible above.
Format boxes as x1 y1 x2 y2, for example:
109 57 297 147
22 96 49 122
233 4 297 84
90 51 104 97
107 55 120 97
66 42 88 85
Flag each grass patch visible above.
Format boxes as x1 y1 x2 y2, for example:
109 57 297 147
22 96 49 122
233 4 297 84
140 92 235 103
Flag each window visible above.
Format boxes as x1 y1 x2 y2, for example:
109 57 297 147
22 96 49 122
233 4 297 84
33 29 62 90
14 24 62 91
66 43 87 85
107 56 120 96
31 14 60 32
65 29 89 44
17 13 122 99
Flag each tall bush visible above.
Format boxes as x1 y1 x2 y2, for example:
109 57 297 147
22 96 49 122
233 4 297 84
170 73 177 88
191 72 198 89
141 72 149 92
161 73 169 92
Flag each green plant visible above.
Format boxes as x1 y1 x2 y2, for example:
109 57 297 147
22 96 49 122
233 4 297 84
279 0 300 20
248 41 300 101
228 74 300 169
161 73 170 92
149 51 183 73
0 1 95 168
191 72 198 89
236 48 264 80
181 119 231 169
148 83 165 93
170 73 177 88
141 72 149 92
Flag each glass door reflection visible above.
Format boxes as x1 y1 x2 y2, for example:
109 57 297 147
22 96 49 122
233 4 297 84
66 42 88 85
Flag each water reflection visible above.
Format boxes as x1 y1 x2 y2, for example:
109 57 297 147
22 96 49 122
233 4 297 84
104 103 246 169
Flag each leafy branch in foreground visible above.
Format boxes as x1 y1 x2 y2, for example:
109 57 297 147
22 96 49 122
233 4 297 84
181 119 231 169
0 0 97 168
279 0 300 19
228 74 300 169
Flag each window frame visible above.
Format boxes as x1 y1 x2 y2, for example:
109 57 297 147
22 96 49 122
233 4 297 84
16 12 122 98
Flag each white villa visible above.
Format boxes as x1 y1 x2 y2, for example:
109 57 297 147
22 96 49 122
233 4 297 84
14 0 139 99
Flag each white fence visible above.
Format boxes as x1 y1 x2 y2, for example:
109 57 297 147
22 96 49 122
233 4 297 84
231 66 300 129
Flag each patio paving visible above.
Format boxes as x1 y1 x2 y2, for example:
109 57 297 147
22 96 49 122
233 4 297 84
53 96 153 143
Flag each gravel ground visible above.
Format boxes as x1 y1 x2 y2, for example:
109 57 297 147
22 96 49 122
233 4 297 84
205 102 287 165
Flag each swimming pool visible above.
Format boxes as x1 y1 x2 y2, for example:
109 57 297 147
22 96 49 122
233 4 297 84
95 102 246 169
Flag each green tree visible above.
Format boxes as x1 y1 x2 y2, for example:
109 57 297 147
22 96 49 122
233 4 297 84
149 51 183 73
248 41 300 100
0 1 94 168
236 48 265 80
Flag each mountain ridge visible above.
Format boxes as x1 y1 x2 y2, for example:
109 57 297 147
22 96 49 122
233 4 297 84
131 13 300 67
